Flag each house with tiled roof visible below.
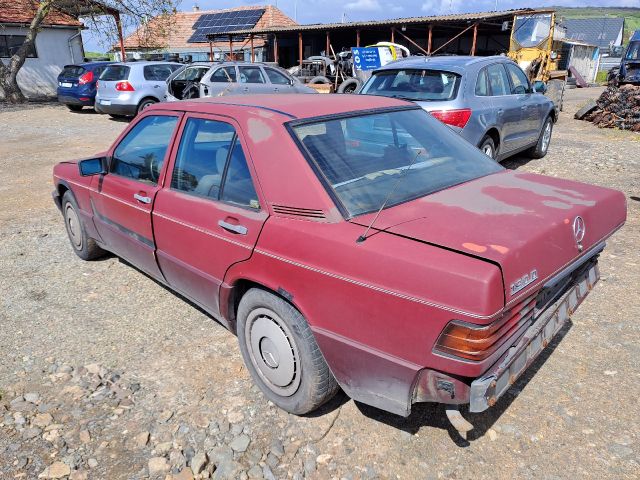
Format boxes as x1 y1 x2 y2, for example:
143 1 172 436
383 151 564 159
0 0 85 98
117 5 297 62
563 17 625 55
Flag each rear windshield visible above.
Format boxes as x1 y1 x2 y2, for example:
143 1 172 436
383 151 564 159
292 108 502 217
60 65 85 78
361 69 461 102
100 65 130 81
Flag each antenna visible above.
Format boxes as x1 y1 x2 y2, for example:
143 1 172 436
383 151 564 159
356 149 423 243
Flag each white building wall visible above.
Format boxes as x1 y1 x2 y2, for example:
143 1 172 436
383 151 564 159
0 26 84 98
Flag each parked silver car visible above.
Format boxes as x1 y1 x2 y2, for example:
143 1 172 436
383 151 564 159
359 56 556 161
95 61 182 117
165 61 316 101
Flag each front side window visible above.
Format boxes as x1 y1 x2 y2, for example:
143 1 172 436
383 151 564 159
360 69 461 101
210 66 237 83
505 64 530 94
486 64 510 96
292 108 502 217
239 66 266 84
264 67 291 85
111 115 178 184
171 118 259 209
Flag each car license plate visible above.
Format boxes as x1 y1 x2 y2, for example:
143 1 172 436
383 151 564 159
61 82 73 88
100 99 112 106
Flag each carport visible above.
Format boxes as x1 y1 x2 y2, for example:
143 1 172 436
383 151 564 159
208 8 553 69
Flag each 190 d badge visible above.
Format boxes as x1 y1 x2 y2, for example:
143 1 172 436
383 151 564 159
510 269 538 295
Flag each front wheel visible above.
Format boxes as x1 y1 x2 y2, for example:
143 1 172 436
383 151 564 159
237 288 339 414
528 117 553 159
62 191 105 261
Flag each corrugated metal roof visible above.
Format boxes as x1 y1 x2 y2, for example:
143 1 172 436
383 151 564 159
210 8 552 37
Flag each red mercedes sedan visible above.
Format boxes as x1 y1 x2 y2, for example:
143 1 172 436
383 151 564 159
52 94 626 436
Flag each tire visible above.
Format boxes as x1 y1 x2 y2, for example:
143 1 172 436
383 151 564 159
61 190 105 261
67 105 83 112
478 135 497 160
337 78 362 94
308 76 331 85
527 117 553 159
136 98 157 115
237 288 339 414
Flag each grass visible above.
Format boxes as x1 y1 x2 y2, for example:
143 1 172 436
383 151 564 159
84 51 114 60
553 7 640 43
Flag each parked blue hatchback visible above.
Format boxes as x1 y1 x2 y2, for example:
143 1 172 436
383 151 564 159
57 61 113 111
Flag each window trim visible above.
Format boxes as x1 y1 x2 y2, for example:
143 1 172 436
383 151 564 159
167 115 262 211
108 113 182 186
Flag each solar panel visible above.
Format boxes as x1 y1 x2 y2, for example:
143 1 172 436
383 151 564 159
188 8 265 43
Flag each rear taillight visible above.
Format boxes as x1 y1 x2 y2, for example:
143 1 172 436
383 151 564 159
430 108 472 128
115 81 135 92
78 71 94 85
434 296 536 361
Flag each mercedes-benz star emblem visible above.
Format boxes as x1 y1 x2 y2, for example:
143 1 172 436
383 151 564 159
573 216 586 251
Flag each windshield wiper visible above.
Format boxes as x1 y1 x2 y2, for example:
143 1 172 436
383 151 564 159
356 149 424 243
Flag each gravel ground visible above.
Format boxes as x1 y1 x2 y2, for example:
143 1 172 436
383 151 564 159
0 90 639 480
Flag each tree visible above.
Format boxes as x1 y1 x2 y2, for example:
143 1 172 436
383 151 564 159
0 0 179 103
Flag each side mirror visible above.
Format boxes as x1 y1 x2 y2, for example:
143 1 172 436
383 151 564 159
532 81 547 94
78 157 107 176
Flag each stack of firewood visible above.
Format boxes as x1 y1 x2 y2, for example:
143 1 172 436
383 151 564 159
580 85 640 132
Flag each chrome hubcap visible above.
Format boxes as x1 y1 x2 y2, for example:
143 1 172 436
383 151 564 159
541 122 552 152
65 204 82 250
245 308 300 396
483 145 493 157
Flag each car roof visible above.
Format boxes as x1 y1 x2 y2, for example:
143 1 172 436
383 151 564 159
378 55 510 72
110 61 183 67
151 94 411 121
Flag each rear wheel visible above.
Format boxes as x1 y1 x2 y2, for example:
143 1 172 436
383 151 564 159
62 191 105 261
67 105 83 112
237 288 339 414
137 98 157 115
528 117 553 159
478 135 497 160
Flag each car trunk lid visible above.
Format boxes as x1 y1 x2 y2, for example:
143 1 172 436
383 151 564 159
58 65 86 88
350 171 626 303
97 65 131 98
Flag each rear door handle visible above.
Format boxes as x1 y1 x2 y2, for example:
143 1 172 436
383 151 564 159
134 193 151 204
218 220 247 235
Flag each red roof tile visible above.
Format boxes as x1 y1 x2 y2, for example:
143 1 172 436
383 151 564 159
0 0 81 27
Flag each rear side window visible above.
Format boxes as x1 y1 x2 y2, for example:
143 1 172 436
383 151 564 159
264 67 290 85
486 64 510 96
475 68 489 96
111 115 178 185
220 140 259 209
361 69 461 101
210 66 237 83
239 66 266 84
505 64 530 94
60 65 85 78
100 65 130 81
144 64 175 81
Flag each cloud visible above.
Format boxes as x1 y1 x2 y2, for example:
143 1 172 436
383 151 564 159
345 0 383 12
421 0 466 15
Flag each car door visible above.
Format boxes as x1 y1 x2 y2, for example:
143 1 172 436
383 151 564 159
237 66 272 94
90 112 182 279
201 66 238 97
152 114 268 315
263 66 294 94
504 63 539 146
486 63 525 153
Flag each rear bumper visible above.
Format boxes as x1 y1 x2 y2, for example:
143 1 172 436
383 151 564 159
58 94 95 106
468 262 599 412
94 101 137 116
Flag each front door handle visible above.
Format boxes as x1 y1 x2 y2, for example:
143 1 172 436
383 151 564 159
134 193 151 204
218 220 247 235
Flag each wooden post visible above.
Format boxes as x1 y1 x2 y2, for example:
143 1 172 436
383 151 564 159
356 29 361 47
326 31 330 56
209 40 213 61
250 34 254 62
229 35 233 61
298 32 303 67
470 22 478 56
427 25 432 55
273 34 278 63
114 12 126 62
391 27 395 43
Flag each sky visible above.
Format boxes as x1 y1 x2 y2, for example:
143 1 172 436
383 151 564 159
82 0 637 53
